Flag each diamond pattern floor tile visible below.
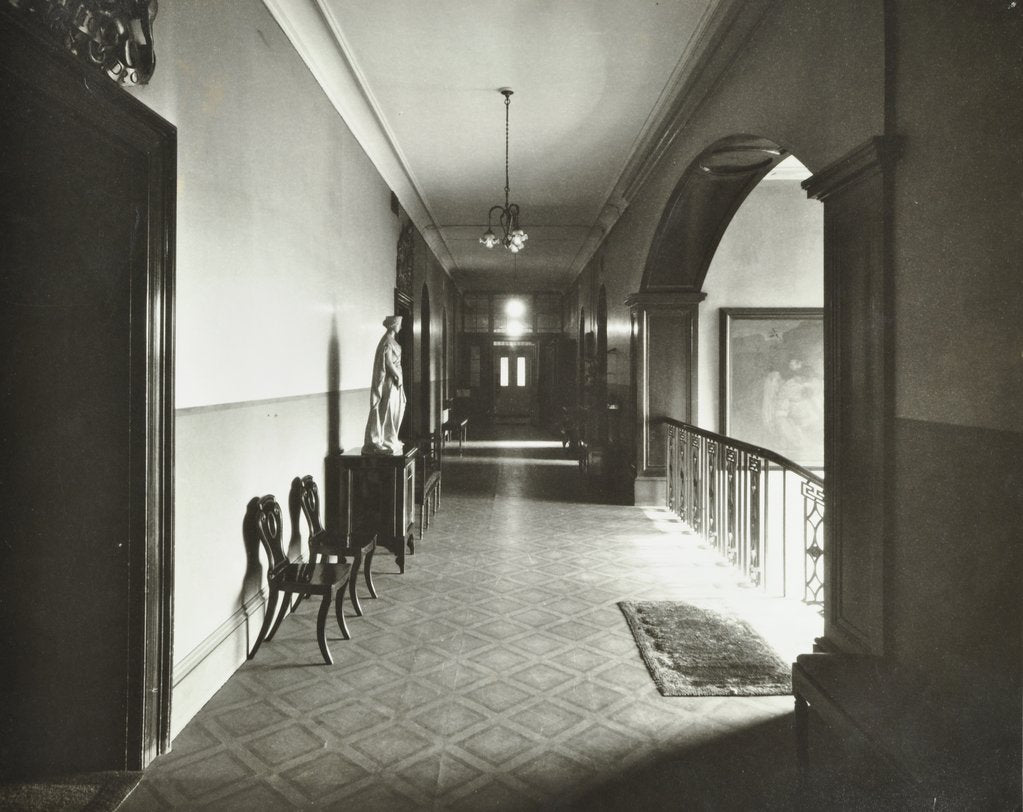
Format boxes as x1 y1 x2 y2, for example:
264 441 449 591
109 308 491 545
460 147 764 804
121 427 824 811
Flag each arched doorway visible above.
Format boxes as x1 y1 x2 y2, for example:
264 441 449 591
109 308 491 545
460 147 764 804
441 305 448 406
633 132 892 657
394 223 414 447
597 287 608 388
577 307 585 410
596 285 608 426
631 135 825 634
420 283 431 439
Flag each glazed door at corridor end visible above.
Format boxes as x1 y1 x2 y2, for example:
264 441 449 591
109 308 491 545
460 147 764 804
493 340 536 423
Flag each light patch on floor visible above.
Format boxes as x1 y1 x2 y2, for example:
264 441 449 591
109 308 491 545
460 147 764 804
122 429 825 811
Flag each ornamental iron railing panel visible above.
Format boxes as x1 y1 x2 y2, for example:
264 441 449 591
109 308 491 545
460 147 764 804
662 418 825 604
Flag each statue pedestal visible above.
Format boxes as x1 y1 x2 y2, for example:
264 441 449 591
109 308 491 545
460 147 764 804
325 447 416 573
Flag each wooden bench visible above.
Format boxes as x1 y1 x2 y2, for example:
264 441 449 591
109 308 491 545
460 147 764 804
793 652 1019 809
416 432 442 537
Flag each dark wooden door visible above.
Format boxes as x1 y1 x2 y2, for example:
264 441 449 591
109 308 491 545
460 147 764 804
395 291 413 446
493 341 537 422
0 14 174 777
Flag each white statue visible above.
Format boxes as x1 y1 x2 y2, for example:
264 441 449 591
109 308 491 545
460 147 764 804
362 315 407 454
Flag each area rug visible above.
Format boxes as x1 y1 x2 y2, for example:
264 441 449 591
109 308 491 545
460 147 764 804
619 600 792 696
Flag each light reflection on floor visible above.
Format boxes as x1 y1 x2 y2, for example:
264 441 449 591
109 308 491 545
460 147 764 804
122 424 887 811
446 455 577 467
456 439 564 449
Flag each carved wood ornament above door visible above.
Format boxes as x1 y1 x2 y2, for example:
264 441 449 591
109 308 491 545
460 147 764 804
396 221 414 300
5 0 158 85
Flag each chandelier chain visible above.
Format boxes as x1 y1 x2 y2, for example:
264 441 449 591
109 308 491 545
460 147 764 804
504 92 510 207
480 87 527 252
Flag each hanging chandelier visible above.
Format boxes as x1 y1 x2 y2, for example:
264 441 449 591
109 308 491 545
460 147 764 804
480 88 528 253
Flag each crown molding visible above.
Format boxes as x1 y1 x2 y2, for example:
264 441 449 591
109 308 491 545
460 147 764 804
564 0 777 284
261 0 458 275
265 0 775 290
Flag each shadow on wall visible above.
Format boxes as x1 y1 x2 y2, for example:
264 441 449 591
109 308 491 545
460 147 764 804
238 502 265 658
238 315 345 656
328 315 342 454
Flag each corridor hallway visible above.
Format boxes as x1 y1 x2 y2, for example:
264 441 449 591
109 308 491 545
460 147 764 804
121 428 876 811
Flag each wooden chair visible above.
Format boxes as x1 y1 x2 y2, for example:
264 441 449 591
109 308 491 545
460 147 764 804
246 494 351 665
291 475 377 618
441 400 469 450
416 432 442 537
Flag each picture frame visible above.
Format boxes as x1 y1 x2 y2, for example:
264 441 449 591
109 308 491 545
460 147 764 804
719 308 824 468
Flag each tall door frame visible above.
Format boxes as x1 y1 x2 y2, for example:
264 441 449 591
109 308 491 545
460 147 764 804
0 10 175 770
394 289 414 446
420 283 431 438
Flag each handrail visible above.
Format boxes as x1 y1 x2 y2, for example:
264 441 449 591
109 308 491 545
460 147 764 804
659 417 823 486
661 418 825 604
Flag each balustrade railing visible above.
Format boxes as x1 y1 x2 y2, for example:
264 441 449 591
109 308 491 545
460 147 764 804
663 419 824 604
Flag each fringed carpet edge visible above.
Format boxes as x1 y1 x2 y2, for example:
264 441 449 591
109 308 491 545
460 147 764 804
619 600 793 697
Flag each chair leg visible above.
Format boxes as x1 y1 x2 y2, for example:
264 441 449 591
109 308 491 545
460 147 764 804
316 593 334 665
300 551 320 603
248 586 279 660
348 548 364 617
334 587 351 641
266 588 292 642
364 545 377 599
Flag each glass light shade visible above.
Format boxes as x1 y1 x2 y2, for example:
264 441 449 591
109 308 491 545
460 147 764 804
505 299 526 318
479 229 499 248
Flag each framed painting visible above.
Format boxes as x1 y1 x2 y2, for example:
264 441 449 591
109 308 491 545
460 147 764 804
719 308 824 468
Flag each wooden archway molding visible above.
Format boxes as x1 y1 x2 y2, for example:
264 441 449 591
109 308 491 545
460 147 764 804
640 135 789 293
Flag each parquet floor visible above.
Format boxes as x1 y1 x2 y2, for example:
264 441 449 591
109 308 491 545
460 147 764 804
121 428 831 811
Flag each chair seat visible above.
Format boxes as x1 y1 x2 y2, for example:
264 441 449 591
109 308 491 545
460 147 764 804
272 560 351 593
309 529 376 557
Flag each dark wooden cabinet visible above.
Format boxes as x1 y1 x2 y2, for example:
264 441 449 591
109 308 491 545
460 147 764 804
325 449 416 573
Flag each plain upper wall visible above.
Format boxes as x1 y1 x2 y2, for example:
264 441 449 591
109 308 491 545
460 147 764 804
697 179 823 431
133 0 396 410
128 0 407 734
890 2 1022 434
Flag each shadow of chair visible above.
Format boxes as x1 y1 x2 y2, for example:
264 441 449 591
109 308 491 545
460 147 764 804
245 494 352 665
291 475 378 619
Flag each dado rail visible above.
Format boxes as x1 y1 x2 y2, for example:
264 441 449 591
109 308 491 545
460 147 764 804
662 419 824 604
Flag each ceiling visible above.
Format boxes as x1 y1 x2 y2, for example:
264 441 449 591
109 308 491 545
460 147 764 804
268 0 738 291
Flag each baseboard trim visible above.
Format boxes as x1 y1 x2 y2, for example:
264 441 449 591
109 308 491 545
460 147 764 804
170 589 264 739
171 555 310 738
173 590 266 690
633 475 666 506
